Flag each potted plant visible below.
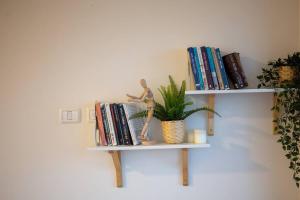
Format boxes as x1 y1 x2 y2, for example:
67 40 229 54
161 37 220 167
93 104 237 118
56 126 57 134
257 52 300 187
131 76 219 144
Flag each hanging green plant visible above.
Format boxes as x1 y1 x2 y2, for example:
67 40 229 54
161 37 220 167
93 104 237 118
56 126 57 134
257 52 300 188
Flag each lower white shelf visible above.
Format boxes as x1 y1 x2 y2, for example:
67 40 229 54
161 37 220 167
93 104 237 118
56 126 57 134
88 143 210 151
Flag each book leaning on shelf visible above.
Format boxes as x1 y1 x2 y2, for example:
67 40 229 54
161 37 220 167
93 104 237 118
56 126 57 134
222 52 248 89
187 46 247 90
94 102 145 146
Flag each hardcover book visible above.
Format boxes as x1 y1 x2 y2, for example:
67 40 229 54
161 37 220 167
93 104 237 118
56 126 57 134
233 52 248 86
101 104 111 145
196 46 209 90
187 48 201 90
215 48 230 89
105 103 118 145
200 46 214 89
110 104 123 145
95 102 108 146
123 103 144 145
206 47 220 89
222 53 244 89
187 53 196 90
193 47 205 90
112 103 125 145
211 47 224 90
118 104 133 145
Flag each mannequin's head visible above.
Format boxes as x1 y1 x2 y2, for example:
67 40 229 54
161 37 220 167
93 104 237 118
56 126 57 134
140 79 147 88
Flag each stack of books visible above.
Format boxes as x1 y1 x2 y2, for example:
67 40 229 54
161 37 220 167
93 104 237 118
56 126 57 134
94 102 145 146
187 46 248 90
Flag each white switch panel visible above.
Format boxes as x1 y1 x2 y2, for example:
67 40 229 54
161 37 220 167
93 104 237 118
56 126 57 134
87 108 96 122
59 109 81 123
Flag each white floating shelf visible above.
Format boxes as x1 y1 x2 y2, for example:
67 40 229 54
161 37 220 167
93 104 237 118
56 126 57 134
88 143 210 151
185 88 275 95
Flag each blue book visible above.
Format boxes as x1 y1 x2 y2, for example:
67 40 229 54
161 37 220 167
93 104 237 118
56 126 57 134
193 47 205 90
215 48 230 89
187 48 201 90
206 47 220 89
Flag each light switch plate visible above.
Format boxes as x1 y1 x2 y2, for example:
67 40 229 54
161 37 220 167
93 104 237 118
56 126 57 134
59 108 81 123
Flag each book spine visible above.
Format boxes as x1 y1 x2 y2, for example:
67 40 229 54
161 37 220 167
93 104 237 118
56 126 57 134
123 104 140 145
211 47 224 90
193 47 205 90
112 104 125 145
109 104 121 145
95 102 108 146
187 47 201 90
200 46 214 89
101 104 111 145
233 52 248 86
118 104 133 145
215 48 230 89
223 54 244 89
105 103 118 146
206 47 220 89
197 47 209 90
187 52 196 90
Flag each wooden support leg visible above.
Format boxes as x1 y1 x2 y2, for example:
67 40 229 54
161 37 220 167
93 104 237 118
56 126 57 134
273 94 279 135
109 151 123 187
207 94 215 136
182 148 189 186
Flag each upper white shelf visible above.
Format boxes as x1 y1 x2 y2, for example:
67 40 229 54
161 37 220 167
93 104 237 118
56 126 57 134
185 88 275 95
88 143 210 151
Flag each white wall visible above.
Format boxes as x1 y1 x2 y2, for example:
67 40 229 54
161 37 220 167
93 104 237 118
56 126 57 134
0 0 299 200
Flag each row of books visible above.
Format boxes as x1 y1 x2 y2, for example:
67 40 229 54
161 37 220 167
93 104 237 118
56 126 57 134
187 46 248 90
94 102 144 146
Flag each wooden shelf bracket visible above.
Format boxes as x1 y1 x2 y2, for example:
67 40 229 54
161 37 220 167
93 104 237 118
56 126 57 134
182 148 189 186
105 148 194 187
207 94 215 136
109 150 123 187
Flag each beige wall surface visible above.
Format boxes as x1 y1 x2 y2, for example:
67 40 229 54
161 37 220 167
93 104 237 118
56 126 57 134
0 0 299 200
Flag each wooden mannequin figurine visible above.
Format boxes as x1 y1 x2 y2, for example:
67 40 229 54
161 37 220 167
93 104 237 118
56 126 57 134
127 79 155 144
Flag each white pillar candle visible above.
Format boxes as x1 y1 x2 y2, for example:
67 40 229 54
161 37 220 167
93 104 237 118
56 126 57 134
194 129 207 144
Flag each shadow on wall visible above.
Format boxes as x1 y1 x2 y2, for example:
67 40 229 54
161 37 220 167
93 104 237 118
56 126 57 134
120 123 270 178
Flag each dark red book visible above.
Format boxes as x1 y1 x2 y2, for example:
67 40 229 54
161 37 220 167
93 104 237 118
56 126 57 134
95 102 108 146
233 52 248 86
222 53 244 89
200 46 214 89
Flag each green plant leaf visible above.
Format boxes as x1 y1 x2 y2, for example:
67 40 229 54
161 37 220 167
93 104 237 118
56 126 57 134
182 107 221 120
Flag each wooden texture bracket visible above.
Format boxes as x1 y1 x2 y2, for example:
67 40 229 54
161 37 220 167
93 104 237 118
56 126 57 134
109 151 123 187
182 148 189 186
207 94 215 136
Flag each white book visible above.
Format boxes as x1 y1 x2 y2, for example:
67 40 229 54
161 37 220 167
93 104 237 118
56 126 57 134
123 103 145 145
105 103 118 146
197 46 209 90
